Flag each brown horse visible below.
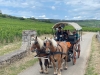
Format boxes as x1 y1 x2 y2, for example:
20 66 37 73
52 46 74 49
43 38 69 75
30 36 52 74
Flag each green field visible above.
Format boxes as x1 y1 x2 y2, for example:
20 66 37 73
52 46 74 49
76 20 100 27
76 20 100 32
0 15 54 44
0 14 100 44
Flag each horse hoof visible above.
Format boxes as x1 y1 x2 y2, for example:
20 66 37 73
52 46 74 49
64 67 67 70
49 65 52 68
57 74 61 75
39 70 44 73
44 71 48 74
57 73 61 75
54 72 57 75
60 69 63 71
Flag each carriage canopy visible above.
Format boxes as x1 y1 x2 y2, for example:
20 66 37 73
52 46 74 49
52 22 82 30
52 22 82 41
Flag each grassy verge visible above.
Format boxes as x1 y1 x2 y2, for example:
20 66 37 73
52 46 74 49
0 41 21 56
85 35 100 75
0 34 53 56
0 52 38 75
0 34 53 75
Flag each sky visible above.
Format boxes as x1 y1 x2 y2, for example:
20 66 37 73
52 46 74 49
0 0 100 20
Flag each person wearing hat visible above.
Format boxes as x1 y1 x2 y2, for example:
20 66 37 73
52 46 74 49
55 27 63 41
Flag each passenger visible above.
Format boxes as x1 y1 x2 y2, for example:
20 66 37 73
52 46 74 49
73 30 80 41
67 30 70 35
55 27 63 41
63 30 68 41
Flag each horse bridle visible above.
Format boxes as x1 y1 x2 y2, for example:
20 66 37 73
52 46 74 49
44 40 67 56
32 40 47 56
44 39 52 47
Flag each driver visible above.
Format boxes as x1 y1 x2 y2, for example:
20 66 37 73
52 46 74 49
55 27 63 41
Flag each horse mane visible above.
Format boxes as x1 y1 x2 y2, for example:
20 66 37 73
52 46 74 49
31 37 43 49
50 38 57 47
44 37 57 47
37 37 44 49
44 37 50 42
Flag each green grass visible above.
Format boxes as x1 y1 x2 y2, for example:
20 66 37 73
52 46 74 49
85 35 98 75
0 54 38 75
0 42 21 56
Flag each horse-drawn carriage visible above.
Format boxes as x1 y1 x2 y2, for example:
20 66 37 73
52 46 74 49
30 22 82 75
52 22 82 65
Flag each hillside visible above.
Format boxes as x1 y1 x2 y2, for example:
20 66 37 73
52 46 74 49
0 13 100 44
0 14 53 44
38 19 100 27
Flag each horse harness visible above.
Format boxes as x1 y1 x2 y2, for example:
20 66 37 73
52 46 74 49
48 43 68 61
34 47 48 57
33 40 48 57
34 41 67 60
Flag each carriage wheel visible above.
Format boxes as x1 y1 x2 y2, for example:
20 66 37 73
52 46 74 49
72 45 76 65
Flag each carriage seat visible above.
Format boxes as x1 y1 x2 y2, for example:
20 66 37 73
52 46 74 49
67 35 76 44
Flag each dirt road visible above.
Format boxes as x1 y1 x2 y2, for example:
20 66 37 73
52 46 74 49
18 32 95 75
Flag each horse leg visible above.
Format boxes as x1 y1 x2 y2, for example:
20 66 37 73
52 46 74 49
78 42 80 51
44 59 49 74
49 57 52 68
38 58 44 73
78 43 80 58
60 59 64 71
51 57 57 75
64 56 68 70
57 59 62 75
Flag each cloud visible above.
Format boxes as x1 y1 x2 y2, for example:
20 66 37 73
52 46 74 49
1 9 15 15
38 15 49 19
39 15 46 18
73 16 82 19
30 16 34 18
31 6 36 9
0 0 100 20
0 0 42 8
21 2 28 6
22 16 26 18
51 6 55 10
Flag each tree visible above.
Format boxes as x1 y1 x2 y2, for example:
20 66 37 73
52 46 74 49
30 16 36 20
43 20 51 23
0 10 2 14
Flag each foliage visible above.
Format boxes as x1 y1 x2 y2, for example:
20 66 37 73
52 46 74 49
29 17 36 20
0 17 53 44
42 20 51 23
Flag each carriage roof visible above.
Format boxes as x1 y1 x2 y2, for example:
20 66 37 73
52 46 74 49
52 22 82 30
